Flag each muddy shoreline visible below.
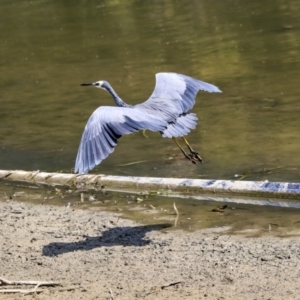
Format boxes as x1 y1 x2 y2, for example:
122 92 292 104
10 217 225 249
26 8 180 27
1 200 300 299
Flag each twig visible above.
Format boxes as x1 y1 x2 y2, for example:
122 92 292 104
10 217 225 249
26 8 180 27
174 214 179 228
0 277 60 295
53 286 76 292
0 288 44 294
161 281 182 289
0 282 43 295
109 287 114 299
173 202 179 215
173 202 179 227
119 160 148 167
0 277 59 286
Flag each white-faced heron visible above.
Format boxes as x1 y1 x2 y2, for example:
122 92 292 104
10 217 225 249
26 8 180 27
75 72 222 174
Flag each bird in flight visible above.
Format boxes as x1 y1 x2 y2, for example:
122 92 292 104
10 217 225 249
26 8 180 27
75 72 222 174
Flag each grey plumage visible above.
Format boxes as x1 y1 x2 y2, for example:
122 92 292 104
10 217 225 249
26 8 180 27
75 72 222 174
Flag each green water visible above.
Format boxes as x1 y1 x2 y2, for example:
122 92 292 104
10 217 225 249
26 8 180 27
1 0 300 182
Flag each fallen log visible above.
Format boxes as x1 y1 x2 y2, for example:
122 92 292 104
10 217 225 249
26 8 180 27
0 170 300 200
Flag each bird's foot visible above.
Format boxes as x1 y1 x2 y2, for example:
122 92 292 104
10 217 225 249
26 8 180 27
190 151 203 163
184 153 199 165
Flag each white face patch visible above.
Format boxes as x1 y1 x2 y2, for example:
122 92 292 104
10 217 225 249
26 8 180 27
94 80 104 89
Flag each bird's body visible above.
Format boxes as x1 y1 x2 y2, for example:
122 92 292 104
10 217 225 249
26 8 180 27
75 73 222 174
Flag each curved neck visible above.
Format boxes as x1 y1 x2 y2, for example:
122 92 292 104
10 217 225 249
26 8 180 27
105 85 131 108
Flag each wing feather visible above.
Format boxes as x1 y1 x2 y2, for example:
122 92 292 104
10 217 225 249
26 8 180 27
75 106 168 174
162 113 198 138
137 72 222 122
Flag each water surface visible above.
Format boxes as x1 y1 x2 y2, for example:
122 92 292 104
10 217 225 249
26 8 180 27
0 0 300 182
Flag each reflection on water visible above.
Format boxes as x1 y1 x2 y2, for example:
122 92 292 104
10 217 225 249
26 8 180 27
1 182 300 236
0 0 299 182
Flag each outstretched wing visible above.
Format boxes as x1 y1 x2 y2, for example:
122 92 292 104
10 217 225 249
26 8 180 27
137 72 222 122
75 106 168 174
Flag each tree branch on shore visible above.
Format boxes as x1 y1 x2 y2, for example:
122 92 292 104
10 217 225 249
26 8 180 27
0 277 60 294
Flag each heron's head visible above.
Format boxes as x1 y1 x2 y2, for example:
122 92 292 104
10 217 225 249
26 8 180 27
81 80 110 90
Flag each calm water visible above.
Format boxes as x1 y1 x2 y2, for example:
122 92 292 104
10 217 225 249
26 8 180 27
1 0 300 182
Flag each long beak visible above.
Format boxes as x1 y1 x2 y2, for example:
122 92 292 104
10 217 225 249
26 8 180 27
81 82 94 86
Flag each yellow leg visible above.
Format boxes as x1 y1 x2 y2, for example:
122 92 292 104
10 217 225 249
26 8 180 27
172 137 185 152
182 137 193 152
172 137 198 164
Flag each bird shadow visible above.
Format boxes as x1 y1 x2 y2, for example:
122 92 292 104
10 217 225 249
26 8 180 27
42 223 171 257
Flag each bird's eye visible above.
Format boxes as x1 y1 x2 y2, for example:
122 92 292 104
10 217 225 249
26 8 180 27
95 83 100 86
